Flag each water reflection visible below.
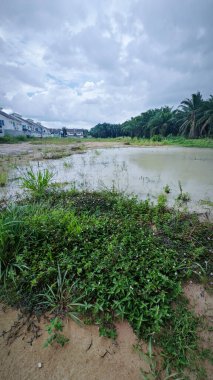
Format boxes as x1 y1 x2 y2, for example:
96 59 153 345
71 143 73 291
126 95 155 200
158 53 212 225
2 146 213 216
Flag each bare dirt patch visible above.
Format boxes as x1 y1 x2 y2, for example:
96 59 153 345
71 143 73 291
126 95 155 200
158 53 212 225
0 283 213 380
0 141 122 157
0 306 147 380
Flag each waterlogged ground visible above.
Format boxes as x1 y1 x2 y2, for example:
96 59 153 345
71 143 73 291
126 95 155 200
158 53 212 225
1 145 213 216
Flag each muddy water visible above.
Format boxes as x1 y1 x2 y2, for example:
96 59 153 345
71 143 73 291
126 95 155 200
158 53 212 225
2 146 213 216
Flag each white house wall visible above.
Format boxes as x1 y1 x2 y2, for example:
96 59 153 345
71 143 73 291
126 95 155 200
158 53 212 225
0 112 52 137
0 114 23 136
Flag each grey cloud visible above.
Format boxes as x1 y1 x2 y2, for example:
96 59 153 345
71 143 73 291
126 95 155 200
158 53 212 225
0 0 212 128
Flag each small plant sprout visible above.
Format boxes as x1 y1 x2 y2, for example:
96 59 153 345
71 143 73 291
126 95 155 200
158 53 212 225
39 265 83 324
43 317 69 348
164 185 171 194
137 339 183 380
0 171 8 187
157 193 167 208
176 181 190 203
63 161 73 169
20 167 54 196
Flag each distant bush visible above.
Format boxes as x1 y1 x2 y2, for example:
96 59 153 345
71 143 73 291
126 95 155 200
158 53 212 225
151 135 162 142
0 135 33 144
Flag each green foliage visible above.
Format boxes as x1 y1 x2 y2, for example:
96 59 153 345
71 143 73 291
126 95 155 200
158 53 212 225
0 135 32 144
43 317 69 348
99 325 117 339
152 135 162 142
20 167 54 197
0 171 8 187
90 92 213 139
39 264 83 323
159 298 207 371
179 92 204 138
157 193 168 208
164 185 171 194
176 181 190 203
137 339 182 380
63 161 73 169
0 190 212 370
0 208 28 285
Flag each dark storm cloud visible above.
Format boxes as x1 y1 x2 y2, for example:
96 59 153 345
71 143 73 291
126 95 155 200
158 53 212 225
0 0 212 128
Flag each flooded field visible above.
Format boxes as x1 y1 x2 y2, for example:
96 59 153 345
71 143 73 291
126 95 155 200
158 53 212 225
1 146 213 216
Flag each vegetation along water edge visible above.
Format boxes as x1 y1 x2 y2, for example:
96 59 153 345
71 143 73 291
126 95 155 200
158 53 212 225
0 169 212 378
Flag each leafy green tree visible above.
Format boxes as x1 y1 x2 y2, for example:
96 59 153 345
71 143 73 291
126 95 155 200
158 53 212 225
147 107 176 137
178 92 204 138
90 123 122 138
90 91 212 139
199 95 213 137
62 127 67 137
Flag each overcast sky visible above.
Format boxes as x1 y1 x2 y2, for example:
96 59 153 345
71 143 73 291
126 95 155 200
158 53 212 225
0 0 213 129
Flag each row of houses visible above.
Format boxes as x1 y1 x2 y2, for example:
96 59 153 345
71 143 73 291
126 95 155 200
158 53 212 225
48 128 85 138
0 108 87 138
0 108 51 138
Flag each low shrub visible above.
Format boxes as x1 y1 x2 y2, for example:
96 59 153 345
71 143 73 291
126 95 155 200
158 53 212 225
19 167 54 197
0 190 212 371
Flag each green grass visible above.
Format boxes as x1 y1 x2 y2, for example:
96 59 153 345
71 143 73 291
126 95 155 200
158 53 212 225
19 167 54 196
116 136 213 148
30 137 84 145
0 171 8 187
36 136 213 148
43 317 69 348
199 199 213 207
0 134 212 148
0 135 33 144
0 189 212 374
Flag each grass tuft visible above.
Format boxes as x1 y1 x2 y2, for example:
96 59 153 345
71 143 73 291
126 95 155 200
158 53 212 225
0 171 8 187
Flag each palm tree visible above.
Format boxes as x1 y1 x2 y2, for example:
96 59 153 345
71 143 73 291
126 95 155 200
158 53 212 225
147 107 175 137
179 92 204 138
198 95 213 137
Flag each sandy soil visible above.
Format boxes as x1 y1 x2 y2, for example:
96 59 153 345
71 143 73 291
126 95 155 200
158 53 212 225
0 283 212 380
0 308 148 380
0 141 122 157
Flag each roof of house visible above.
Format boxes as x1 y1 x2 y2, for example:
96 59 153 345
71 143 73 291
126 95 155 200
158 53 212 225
0 110 17 121
1 109 60 132
66 128 85 133
11 113 33 125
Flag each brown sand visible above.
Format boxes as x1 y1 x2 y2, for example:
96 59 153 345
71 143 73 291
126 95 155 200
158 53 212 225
0 306 149 380
0 285 212 379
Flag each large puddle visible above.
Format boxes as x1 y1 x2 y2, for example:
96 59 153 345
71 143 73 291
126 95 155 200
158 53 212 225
2 146 213 216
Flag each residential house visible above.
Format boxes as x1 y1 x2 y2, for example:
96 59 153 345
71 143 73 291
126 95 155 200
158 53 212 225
36 122 51 137
48 128 62 137
11 113 33 136
0 109 23 136
0 108 59 138
66 128 85 138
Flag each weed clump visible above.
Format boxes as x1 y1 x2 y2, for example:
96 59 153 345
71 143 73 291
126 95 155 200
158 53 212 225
0 171 8 187
0 189 212 372
43 317 69 348
19 167 54 197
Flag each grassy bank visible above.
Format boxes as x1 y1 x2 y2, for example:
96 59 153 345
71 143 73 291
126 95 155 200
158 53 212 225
115 136 213 148
0 135 31 144
29 136 213 148
0 135 213 148
0 185 212 375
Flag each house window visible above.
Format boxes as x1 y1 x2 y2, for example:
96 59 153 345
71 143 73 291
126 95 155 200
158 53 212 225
0 120 4 127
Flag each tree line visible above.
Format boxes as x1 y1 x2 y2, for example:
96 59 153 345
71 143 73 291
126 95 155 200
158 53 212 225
90 92 213 139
